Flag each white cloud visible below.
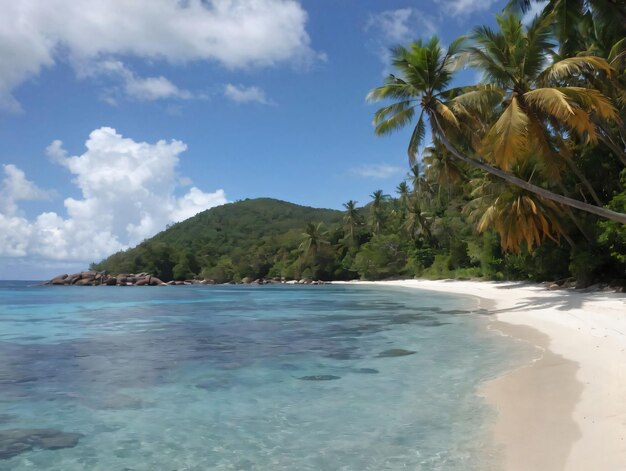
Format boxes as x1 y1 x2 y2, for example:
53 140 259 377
366 8 438 45
89 60 196 103
0 127 227 265
0 0 319 111
351 164 405 179
433 0 500 17
224 84 271 104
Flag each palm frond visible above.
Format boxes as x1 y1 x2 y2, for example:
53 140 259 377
560 87 620 122
373 104 417 136
539 56 615 83
366 81 418 102
373 101 414 124
434 101 459 128
452 84 506 112
407 112 425 166
484 97 529 170
608 37 626 68
523 88 574 121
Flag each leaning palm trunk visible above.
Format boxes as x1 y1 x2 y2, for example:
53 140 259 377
429 113 626 224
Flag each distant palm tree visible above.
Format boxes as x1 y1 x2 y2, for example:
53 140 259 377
342 200 363 245
395 181 411 212
408 165 434 203
370 190 390 234
300 222 329 259
403 200 433 243
422 143 465 196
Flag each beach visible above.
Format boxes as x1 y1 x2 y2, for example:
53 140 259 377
341 280 626 471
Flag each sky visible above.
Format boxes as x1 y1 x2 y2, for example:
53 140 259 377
0 0 533 279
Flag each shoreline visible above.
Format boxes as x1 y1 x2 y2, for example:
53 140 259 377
337 279 626 471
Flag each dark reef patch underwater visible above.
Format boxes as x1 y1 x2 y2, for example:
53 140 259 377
0 281 532 470
0 429 82 460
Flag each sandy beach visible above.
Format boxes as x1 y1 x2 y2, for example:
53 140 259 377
340 280 626 471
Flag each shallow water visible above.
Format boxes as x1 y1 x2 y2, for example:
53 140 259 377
0 282 531 470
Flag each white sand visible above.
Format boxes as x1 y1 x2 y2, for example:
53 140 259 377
337 279 626 470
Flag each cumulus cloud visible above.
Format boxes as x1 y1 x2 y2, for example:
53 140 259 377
0 127 227 265
351 164 405 179
224 84 271 104
0 0 319 111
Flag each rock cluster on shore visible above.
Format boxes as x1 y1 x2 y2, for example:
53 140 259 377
43 272 329 286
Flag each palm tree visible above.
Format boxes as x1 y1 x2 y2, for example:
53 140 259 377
395 181 411 214
367 37 465 168
342 200 363 245
507 0 626 58
300 223 329 259
465 14 616 206
403 200 433 243
370 190 389 234
517 5 626 168
368 32 626 226
408 164 436 206
422 143 466 195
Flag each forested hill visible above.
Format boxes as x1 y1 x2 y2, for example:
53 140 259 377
91 198 344 281
153 198 342 247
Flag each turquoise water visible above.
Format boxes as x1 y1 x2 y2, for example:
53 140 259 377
0 282 530 470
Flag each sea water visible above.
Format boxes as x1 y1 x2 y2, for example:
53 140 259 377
0 282 532 470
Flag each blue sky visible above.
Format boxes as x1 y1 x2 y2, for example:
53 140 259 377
0 0 517 278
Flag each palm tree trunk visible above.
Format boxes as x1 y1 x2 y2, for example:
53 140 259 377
430 114 626 224
548 119 603 205
597 131 626 167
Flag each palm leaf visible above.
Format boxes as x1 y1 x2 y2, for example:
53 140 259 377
564 87 619 120
539 56 615 83
523 88 575 121
452 84 505 112
608 37 626 67
434 101 459 128
373 105 416 136
366 81 418 102
407 112 425 166
484 96 529 170
373 101 415 124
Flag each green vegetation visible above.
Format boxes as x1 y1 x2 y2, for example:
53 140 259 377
93 2 626 286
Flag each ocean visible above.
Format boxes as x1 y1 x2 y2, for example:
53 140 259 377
0 281 531 470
